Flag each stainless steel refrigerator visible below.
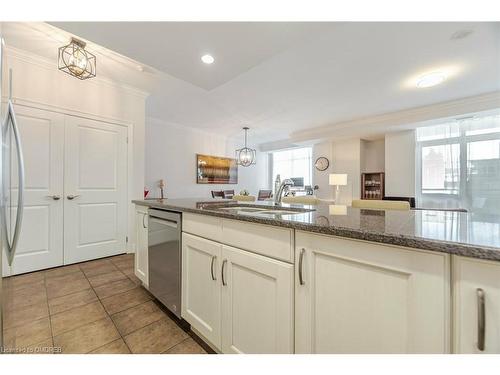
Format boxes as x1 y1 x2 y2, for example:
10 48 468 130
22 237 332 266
0 30 26 351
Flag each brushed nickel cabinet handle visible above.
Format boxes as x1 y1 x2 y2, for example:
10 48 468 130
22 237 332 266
210 256 217 281
299 248 305 285
46 195 61 200
67 194 81 200
142 213 147 228
221 259 227 286
477 288 485 351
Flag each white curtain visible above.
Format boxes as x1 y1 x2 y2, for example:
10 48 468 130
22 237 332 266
417 114 500 215
271 147 312 187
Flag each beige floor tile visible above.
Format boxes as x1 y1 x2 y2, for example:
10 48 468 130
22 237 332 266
46 272 90 299
3 317 52 349
48 288 98 315
3 274 45 293
87 270 127 288
3 301 49 329
93 278 137 299
164 337 208 354
111 257 134 271
111 300 166 336
3 282 47 311
110 253 133 261
44 264 81 279
90 338 131 354
80 260 119 278
126 273 143 286
124 317 188 354
53 317 120 354
50 300 107 336
101 287 151 315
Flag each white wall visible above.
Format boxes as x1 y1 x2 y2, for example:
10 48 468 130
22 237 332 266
145 118 269 199
332 138 362 204
312 141 334 200
361 139 385 173
385 130 416 197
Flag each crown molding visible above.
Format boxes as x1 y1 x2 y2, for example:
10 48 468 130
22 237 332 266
4 45 150 100
290 91 500 143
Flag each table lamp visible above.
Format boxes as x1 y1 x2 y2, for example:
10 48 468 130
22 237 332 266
329 173 347 203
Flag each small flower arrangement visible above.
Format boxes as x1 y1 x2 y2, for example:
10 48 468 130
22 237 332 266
240 189 249 196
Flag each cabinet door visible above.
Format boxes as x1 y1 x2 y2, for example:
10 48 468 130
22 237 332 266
453 256 500 353
182 233 222 350
135 207 148 286
295 232 450 353
221 245 294 354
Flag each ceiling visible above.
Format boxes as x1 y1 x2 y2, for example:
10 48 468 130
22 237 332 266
24 22 500 145
52 22 330 91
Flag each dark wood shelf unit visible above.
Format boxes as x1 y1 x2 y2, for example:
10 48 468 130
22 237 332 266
361 172 385 200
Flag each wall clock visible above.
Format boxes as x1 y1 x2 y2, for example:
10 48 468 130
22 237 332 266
314 157 330 171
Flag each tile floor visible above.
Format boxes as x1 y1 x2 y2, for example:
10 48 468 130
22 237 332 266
2 254 208 354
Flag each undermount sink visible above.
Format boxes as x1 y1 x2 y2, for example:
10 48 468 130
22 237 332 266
212 205 314 216
256 209 309 216
217 206 266 212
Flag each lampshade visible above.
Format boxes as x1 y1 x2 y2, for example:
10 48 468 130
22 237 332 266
329 173 347 186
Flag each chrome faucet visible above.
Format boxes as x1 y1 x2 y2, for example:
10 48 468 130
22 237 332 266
274 179 294 205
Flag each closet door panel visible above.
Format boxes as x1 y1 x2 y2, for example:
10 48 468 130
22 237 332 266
63 116 128 264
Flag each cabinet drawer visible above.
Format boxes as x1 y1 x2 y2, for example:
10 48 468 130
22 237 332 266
183 213 223 242
222 219 294 263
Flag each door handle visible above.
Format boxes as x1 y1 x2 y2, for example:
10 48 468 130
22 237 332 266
298 248 306 285
46 195 61 200
477 288 485 351
67 194 81 200
142 213 147 228
221 259 227 286
210 255 217 281
2 99 25 266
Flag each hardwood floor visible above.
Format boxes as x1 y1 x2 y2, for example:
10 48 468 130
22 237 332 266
2 254 207 354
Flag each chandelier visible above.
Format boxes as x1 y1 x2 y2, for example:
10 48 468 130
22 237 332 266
58 37 96 80
235 127 256 167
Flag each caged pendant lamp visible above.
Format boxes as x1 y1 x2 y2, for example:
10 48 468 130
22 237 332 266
235 127 256 167
58 37 96 80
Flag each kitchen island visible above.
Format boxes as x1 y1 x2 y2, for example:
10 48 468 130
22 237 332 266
133 198 500 354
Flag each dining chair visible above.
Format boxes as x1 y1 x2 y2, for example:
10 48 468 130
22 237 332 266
233 195 256 202
257 189 272 200
223 190 235 199
211 190 225 198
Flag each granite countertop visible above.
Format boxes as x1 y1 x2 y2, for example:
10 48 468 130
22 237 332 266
133 198 500 262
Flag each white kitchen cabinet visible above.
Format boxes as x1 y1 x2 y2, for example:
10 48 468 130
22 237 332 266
182 233 222 350
181 232 294 353
135 205 149 286
221 245 294 354
453 256 500 354
295 231 450 353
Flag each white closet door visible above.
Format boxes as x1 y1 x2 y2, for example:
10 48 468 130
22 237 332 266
7 106 64 275
63 116 128 264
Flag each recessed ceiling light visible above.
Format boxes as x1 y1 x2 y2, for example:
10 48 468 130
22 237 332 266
201 54 215 64
416 72 447 88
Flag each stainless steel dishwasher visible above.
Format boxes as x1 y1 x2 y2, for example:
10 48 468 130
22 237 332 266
148 209 182 318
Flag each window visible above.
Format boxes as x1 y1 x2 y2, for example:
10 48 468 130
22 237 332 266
416 114 500 214
271 147 312 190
